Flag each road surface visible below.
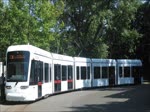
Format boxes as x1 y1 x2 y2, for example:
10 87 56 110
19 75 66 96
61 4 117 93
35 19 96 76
0 84 150 112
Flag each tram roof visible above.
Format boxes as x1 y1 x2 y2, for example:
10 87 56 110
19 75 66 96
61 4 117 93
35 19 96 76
74 57 91 62
52 53 74 61
7 44 32 52
7 44 53 58
92 59 116 63
117 59 142 66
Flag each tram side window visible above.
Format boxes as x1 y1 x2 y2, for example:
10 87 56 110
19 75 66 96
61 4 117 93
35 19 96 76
68 65 73 80
124 67 130 77
38 61 43 82
81 67 86 79
30 60 43 84
76 66 80 80
62 65 67 81
30 60 38 85
87 66 90 79
44 63 49 83
119 67 123 77
54 64 61 80
102 67 108 78
49 64 51 82
94 67 100 79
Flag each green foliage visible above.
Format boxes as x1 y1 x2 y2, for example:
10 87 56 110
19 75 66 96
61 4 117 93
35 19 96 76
60 0 141 58
134 0 150 59
103 0 141 58
60 0 111 58
0 0 64 61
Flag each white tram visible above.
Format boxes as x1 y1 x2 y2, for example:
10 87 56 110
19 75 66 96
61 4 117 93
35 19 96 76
5 45 143 101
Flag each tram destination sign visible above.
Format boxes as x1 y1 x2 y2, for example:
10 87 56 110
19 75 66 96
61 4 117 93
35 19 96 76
9 54 25 60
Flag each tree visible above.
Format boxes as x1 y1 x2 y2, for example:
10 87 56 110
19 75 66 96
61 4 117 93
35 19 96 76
0 0 64 61
105 0 141 59
60 0 110 58
28 0 64 50
134 0 150 80
61 0 141 59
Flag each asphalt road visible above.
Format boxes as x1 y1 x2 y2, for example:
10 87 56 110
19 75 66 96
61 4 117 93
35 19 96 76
0 84 150 112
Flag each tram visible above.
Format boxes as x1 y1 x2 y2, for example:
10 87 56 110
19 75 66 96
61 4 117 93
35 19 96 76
5 44 143 101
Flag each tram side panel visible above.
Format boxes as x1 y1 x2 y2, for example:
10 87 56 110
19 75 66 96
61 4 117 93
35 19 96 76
117 65 134 85
74 57 91 89
29 54 53 100
52 54 74 93
92 62 109 87
116 59 142 85
92 59 116 87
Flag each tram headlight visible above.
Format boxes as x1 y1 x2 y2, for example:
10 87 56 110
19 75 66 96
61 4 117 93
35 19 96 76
20 86 29 89
6 86 12 89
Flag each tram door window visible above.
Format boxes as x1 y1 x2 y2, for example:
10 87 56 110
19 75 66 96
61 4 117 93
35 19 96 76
124 67 130 77
108 67 115 86
109 67 115 76
38 61 43 82
102 67 108 78
44 63 49 83
54 64 61 92
68 66 73 80
119 67 123 77
87 67 90 79
81 67 86 80
94 67 100 79
62 65 67 81
68 65 73 89
37 61 43 97
76 66 80 80
49 64 51 82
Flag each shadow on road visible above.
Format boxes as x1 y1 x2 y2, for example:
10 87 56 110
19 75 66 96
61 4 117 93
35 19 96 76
0 100 33 105
70 84 150 112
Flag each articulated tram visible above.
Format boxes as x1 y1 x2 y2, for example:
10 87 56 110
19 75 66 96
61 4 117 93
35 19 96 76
5 45 142 101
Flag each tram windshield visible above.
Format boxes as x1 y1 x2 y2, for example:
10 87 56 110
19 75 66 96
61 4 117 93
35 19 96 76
7 51 30 82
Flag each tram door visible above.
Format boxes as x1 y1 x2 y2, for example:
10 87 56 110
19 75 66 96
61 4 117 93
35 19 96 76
109 67 115 86
54 64 61 92
30 60 43 98
38 61 43 98
132 66 142 84
68 65 73 90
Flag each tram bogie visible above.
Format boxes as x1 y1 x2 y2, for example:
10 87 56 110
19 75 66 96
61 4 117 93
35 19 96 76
4 45 143 101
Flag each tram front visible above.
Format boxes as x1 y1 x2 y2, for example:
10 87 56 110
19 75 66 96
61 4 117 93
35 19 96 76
5 50 31 101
